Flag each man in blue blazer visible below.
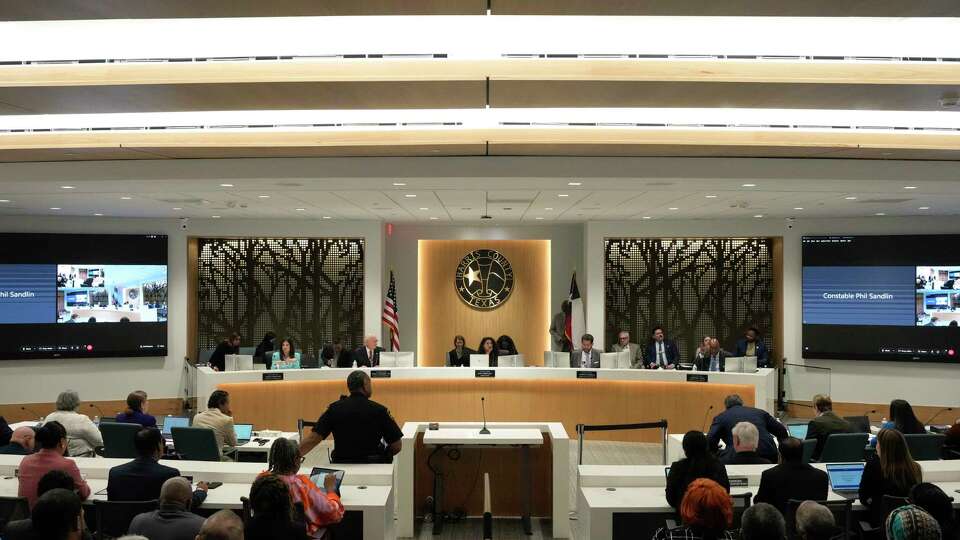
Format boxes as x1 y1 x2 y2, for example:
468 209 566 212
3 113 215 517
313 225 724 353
735 327 770 367
707 394 788 463
644 326 678 369
107 427 207 507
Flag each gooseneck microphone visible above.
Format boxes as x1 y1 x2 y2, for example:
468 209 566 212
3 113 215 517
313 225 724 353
479 397 491 435
20 406 44 421
89 403 106 418
701 405 715 432
924 407 954 426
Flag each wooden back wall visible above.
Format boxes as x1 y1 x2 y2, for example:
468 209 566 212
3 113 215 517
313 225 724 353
417 239 551 366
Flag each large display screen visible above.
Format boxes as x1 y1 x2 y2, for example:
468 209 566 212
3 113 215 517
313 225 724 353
802 235 960 362
0 233 167 359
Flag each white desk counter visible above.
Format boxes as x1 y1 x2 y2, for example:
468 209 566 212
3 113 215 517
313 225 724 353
198 366 777 414
422 428 544 446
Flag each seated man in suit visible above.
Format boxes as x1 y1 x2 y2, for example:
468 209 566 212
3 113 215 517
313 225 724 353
107 427 207 506
735 327 770 368
645 326 678 369
695 338 729 372
724 422 772 464
447 335 475 367
610 330 644 369
569 333 601 368
708 394 788 463
754 437 829 514
805 394 852 461
354 335 384 367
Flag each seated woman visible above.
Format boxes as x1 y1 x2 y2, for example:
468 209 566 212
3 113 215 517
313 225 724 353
246 474 309 540
261 438 344 539
447 335 474 367
115 390 157 428
477 336 499 367
653 477 735 540
872 399 927 447
860 429 923 526
43 390 103 458
271 338 302 370
666 431 730 509
496 335 518 356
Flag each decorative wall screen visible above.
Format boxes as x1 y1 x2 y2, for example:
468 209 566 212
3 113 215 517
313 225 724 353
605 238 774 362
197 238 364 357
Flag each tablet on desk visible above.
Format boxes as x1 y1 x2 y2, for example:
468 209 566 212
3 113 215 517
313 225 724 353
309 467 345 495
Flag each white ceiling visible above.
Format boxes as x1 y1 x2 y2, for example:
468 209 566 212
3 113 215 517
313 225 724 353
0 172 955 222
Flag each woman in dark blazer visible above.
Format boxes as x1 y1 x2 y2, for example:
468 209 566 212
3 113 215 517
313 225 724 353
665 430 730 509
447 335 474 367
859 429 923 525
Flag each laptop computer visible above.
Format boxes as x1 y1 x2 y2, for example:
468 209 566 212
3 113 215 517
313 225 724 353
234 423 254 445
309 467 345 495
161 416 190 437
826 463 865 494
787 423 809 440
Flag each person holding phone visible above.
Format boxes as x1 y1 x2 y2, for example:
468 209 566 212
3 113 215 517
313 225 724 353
262 438 344 539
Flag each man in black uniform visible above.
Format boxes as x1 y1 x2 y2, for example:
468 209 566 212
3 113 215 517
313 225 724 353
298 371 403 463
208 333 241 372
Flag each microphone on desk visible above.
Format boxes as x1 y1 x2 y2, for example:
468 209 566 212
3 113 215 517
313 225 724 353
20 406 44 422
479 397 491 435
89 403 106 419
701 405 714 432
924 407 954 426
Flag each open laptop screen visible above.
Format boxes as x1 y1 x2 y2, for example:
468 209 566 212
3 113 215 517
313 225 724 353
161 416 189 435
234 424 253 441
826 463 865 491
787 424 809 440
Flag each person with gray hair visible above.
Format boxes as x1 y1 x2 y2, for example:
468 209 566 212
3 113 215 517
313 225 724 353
741 502 786 540
196 509 244 540
298 370 403 463
727 422 772 465
43 390 102 457
795 501 839 540
353 335 384 367
127 477 205 540
708 393 787 463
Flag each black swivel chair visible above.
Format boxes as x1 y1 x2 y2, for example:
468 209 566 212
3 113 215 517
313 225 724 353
93 499 158 540
0 496 29 532
99 422 140 458
859 495 910 539
817 433 868 463
843 416 871 434
171 426 224 461
904 433 946 461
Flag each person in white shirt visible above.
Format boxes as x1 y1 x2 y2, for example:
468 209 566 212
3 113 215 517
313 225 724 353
192 390 238 461
43 390 103 458
569 334 600 368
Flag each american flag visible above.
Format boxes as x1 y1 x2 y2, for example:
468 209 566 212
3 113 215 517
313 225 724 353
382 270 400 351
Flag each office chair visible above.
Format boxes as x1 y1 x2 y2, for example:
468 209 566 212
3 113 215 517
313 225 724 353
904 433 946 461
817 433 868 463
93 499 158 540
98 422 140 459
171 426 223 461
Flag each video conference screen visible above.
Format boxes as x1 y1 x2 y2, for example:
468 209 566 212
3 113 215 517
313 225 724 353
0 233 167 359
802 235 960 363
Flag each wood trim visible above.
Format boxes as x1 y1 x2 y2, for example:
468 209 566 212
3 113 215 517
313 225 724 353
187 237 199 363
3 59 959 87
0 398 185 423
786 401 958 425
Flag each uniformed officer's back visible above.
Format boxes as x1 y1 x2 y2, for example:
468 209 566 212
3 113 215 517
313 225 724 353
299 370 403 463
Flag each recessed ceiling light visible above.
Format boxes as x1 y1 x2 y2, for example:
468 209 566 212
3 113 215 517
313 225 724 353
322 216 332 219
845 196 857 200
120 196 132 200
60 185 74 189
429 217 439 220
296 208 306 211
668 207 679 211
535 217 544 220
392 182 406 186
404 194 416 198
642 216 652 220
172 207 182 211
918 206 930 210
903 186 918 190
705 195 718 199
558 194 569 197
419 207 429 211
211 215 221 218
258 195 270 199
793 207 804 210
545 207 553 211
220 183 234 188
0 199 10 203
875 212 886 216
93 213 103 216
568 181 582 186
742 183 757 188
753 214 764 218
49 207 61 210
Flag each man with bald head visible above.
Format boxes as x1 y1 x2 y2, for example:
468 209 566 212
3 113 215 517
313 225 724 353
196 509 244 540
129 477 205 540
0 426 36 455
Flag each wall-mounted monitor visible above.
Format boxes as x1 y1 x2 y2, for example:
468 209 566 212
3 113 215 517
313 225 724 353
802 235 959 363
0 233 167 359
